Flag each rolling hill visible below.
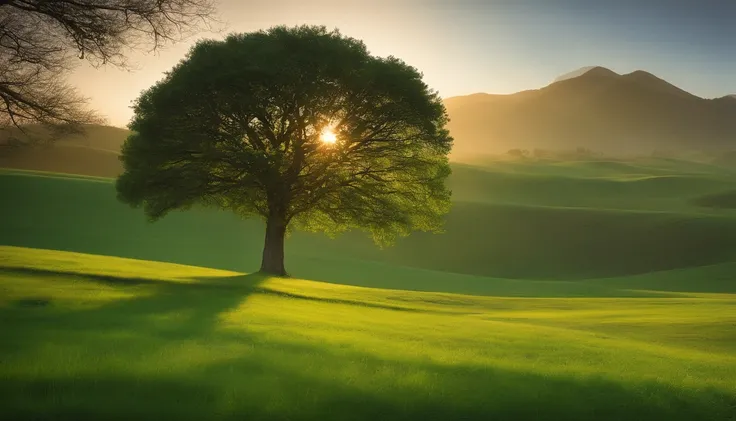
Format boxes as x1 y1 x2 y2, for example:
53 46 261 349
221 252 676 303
0 124 127 177
445 66 736 160
4 159 736 284
3 120 736 283
1 246 734 421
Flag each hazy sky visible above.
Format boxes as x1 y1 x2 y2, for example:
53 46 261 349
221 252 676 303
68 0 736 127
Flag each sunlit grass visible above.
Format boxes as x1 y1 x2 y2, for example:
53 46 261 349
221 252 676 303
1 247 734 420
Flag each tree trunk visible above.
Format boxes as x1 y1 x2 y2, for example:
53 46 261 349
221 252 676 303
259 214 287 276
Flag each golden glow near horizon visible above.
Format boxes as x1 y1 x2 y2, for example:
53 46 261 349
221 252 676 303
65 0 736 129
320 127 338 144
65 1 459 128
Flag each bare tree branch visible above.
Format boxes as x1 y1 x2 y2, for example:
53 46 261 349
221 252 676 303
0 0 218 149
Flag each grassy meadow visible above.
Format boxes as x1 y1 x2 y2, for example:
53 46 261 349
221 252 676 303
2 150 736 420
1 246 735 421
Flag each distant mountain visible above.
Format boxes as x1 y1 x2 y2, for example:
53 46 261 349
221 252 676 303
445 67 736 159
553 66 618 83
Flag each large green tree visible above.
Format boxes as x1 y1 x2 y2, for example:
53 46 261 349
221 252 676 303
116 25 452 275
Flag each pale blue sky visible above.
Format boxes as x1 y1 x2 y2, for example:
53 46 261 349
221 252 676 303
69 0 736 127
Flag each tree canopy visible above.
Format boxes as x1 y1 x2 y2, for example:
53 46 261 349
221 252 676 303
116 25 453 275
0 0 216 145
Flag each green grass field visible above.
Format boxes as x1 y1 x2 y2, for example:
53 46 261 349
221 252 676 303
1 246 735 421
2 156 736 420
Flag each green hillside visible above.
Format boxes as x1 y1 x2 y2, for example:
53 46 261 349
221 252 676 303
3 156 736 284
1 247 734 421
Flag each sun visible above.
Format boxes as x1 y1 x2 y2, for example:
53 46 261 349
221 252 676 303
320 127 338 144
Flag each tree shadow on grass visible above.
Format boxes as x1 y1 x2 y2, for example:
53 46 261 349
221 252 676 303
250 287 445 313
3 266 170 286
0 270 266 356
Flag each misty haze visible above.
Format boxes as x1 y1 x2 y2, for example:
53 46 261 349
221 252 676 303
1 1 735 421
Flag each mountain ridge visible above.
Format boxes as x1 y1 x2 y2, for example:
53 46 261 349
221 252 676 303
553 66 619 84
2 69 735 167
445 67 736 159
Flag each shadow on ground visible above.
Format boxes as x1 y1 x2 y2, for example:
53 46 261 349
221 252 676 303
0 269 734 421
1 337 734 421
